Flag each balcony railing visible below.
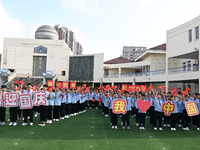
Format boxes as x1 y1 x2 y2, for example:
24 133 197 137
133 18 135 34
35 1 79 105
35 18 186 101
168 64 199 74
104 64 199 78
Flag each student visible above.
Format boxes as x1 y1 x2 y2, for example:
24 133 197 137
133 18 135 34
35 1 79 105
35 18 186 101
138 94 147 130
122 91 131 130
46 88 54 124
109 92 118 129
0 85 7 125
103 93 110 117
95 90 100 109
154 93 163 131
60 88 66 120
65 89 72 118
135 92 142 127
182 95 190 131
53 87 62 121
163 96 170 127
9 84 21 126
195 93 200 131
88 90 94 109
149 92 155 126
177 94 184 127
39 84 50 127
170 95 178 131
22 83 34 126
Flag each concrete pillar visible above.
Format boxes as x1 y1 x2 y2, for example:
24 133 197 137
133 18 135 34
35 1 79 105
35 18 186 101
111 82 114 86
132 78 135 85
166 55 169 92
119 67 121 77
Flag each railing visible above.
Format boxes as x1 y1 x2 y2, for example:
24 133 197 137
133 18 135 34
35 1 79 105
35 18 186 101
104 64 199 78
168 64 199 74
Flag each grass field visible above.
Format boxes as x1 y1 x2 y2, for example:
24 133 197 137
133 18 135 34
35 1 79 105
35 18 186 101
0 108 200 150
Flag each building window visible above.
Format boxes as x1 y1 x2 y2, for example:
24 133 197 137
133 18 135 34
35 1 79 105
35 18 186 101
183 62 186 71
104 69 109 75
61 71 65 76
189 29 192 42
195 26 199 40
183 83 186 91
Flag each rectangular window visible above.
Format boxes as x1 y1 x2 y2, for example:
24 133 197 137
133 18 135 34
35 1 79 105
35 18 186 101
189 29 192 42
61 71 65 76
195 26 199 40
187 60 191 71
183 62 186 71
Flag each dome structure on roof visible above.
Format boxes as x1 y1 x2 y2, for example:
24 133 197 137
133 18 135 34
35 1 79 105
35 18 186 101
35 25 58 40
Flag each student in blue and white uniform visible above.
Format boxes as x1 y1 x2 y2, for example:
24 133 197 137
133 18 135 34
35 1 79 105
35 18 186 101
181 95 190 131
88 91 94 109
103 93 110 117
122 91 132 130
149 93 155 126
53 87 62 121
60 88 66 120
65 89 71 118
170 95 178 131
154 93 163 131
46 88 54 124
177 94 184 127
109 92 118 129
22 83 34 126
95 91 100 109
0 85 7 125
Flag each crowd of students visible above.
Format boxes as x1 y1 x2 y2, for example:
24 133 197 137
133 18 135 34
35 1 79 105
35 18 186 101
0 83 200 132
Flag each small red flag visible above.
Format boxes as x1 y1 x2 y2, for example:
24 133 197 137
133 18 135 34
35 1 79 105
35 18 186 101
14 80 19 84
187 87 191 92
157 86 162 90
20 80 24 85
183 91 188 96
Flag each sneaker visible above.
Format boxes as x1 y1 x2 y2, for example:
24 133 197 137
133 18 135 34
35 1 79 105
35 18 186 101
186 127 190 131
139 127 143 130
167 124 170 127
127 126 130 130
115 126 117 129
95 107 98 109
174 128 176 131
9 122 13 126
41 122 46 127
61 117 64 120
171 128 174 131
182 127 187 130
7 119 10 122
56 119 59 122
154 127 157 130
142 127 145 130
30 122 33 126
121 122 123 126
49 120 52 124
53 119 56 121
38 123 42 126
178 124 182 127
34 114 37 117
136 123 139 127
112 126 114 129
159 128 163 131
22 122 28 126
197 127 200 131
13 122 17 126
163 124 166 127
66 115 69 118
122 126 125 129
1 122 5 125
46 120 50 124
64 115 68 118
105 115 108 117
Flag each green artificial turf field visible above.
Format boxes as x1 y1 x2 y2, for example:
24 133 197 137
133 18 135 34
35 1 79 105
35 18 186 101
0 109 200 150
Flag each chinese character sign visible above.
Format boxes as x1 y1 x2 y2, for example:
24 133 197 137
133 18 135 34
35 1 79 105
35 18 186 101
0 92 3 106
62 82 69 89
47 80 54 87
4 93 18 107
112 99 127 114
70 82 77 89
33 91 47 106
56 82 62 89
19 94 33 109
185 102 199 117
162 101 175 116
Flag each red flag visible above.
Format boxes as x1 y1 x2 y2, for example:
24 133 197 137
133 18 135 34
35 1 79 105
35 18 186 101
82 83 87 88
38 85 40 87
178 89 181 92
135 85 141 92
111 85 117 91
157 86 162 90
14 80 19 84
183 91 188 96
141 85 147 92
70 81 77 89
173 87 176 91
187 87 191 92
128 85 135 92
105 84 111 91
20 80 24 85
25 85 27 87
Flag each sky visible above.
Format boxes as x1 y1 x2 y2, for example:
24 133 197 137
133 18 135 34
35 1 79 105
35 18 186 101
0 0 200 61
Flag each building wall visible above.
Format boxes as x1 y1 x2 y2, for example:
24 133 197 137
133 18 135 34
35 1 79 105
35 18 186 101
167 15 200 58
2 38 70 80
